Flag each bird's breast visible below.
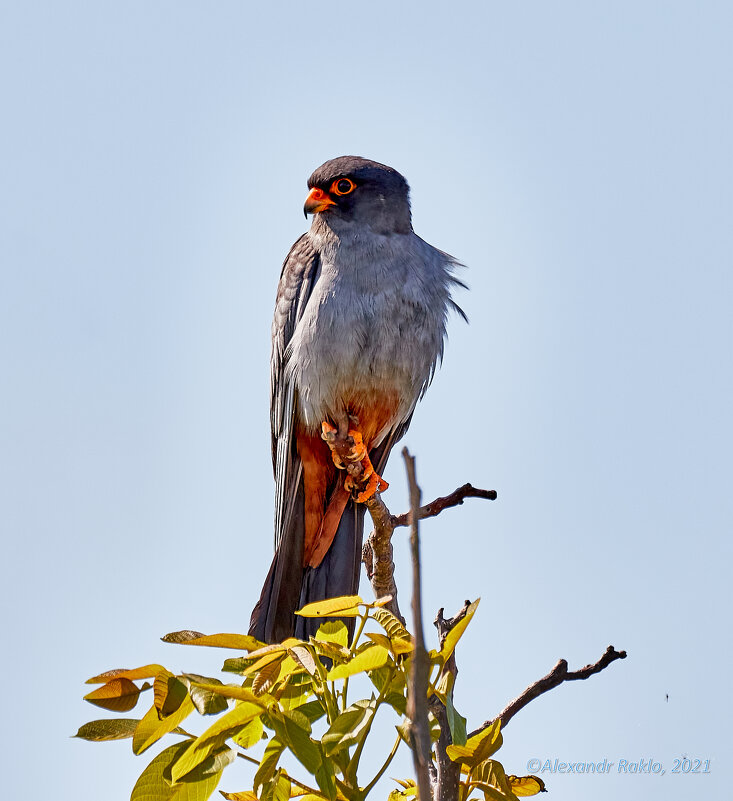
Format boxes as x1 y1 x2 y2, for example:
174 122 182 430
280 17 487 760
285 236 447 441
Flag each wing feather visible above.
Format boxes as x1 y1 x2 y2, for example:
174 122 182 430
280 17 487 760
271 234 320 550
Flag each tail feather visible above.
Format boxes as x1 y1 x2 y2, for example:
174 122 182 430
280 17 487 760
250 433 402 645
249 483 305 644
295 500 365 640
249 492 365 644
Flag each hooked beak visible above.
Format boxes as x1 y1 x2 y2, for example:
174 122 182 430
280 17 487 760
304 187 336 217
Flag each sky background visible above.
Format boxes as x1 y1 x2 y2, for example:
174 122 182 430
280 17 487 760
2 2 731 799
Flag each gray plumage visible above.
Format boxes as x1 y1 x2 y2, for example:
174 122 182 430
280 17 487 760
249 156 465 643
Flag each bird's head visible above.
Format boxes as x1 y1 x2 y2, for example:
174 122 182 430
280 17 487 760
304 156 412 235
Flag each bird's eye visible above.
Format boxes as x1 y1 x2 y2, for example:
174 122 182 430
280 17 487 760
332 178 356 196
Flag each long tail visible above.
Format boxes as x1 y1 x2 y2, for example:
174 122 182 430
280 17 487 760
248 494 365 644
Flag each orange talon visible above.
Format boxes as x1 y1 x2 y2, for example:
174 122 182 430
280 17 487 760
320 419 388 502
345 429 368 461
321 421 345 468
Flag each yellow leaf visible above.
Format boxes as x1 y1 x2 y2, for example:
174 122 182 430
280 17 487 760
439 599 480 664
506 775 546 796
85 664 166 684
132 695 195 754
83 678 150 712
446 719 502 765
232 716 264 749
364 633 392 650
188 682 264 706
170 702 262 782
314 621 349 648
296 596 363 617
371 607 410 641
327 645 389 680
246 651 287 675
391 638 414 656
220 792 259 800
161 631 264 650
246 638 304 661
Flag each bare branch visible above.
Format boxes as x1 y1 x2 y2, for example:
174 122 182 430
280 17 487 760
403 448 432 801
430 602 473 801
362 491 402 620
361 483 496 621
392 483 497 529
470 645 628 736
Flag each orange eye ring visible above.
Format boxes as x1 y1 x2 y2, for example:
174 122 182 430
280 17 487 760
331 177 356 196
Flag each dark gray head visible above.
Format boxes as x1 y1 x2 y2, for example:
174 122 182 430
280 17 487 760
304 156 412 235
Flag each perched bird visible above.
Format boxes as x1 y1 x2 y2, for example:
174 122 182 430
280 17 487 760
249 156 465 643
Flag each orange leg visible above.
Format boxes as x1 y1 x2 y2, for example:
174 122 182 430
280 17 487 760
320 422 388 502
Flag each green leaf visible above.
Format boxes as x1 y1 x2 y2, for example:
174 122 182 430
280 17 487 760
445 693 467 747
295 596 363 618
272 770 291 801
321 698 376 756
73 718 140 741
161 631 264 651
219 793 259 801
190 747 237 779
131 741 190 801
314 756 336 801
180 675 230 716
446 720 502 766
292 699 327 723
277 677 314 711
327 645 389 680
314 621 349 647
439 599 480 664
254 738 285 792
133 696 196 755
232 716 264 749
222 657 257 674
131 740 228 801
170 702 263 783
269 709 321 774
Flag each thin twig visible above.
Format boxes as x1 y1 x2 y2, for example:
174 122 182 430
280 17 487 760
392 483 497 529
236 752 322 796
430 602 472 801
362 482 496 621
362 733 402 797
470 645 628 736
403 448 432 801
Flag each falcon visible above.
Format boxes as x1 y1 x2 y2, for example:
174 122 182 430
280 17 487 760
249 156 465 643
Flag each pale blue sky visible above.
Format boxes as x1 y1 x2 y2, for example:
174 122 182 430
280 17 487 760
2 2 731 799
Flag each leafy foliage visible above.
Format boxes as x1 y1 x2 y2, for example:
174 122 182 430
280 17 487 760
77 597 544 801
